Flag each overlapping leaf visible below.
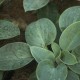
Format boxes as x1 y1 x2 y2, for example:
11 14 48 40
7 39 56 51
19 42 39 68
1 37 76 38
37 3 60 24
69 63 80 74
0 20 20 40
73 46 80 62
59 21 80 51
30 46 55 63
60 51 77 65
51 42 61 58
25 18 57 47
0 42 33 70
36 60 68 80
59 6 80 31
66 71 79 80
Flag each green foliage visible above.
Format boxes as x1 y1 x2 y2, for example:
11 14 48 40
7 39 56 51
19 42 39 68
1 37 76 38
37 3 60 25
25 18 57 48
51 42 61 58
23 0 49 12
0 42 33 70
60 51 77 65
30 46 55 63
36 60 68 80
59 21 80 51
69 63 80 74
0 1 80 80
66 71 79 80
73 46 80 62
59 6 80 31
0 20 20 40
24 5 80 80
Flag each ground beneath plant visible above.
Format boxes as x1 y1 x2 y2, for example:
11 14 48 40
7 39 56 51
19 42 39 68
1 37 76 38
10 61 37 80
0 0 80 80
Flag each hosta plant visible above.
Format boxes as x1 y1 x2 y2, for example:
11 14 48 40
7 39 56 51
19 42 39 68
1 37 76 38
25 18 80 80
0 0 80 80
24 6 80 80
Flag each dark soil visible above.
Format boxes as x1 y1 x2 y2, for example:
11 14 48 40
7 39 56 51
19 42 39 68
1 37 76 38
10 61 37 80
0 0 80 80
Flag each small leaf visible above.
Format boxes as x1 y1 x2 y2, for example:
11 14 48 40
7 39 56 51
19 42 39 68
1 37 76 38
69 63 80 74
51 42 61 58
0 71 3 80
30 46 55 63
59 6 80 31
73 45 80 62
66 70 79 80
0 20 20 40
0 42 33 70
36 60 68 80
25 18 57 48
23 0 49 12
60 51 77 65
29 72 37 80
59 21 80 51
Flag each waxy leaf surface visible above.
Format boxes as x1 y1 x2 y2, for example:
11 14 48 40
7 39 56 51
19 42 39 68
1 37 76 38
0 42 33 70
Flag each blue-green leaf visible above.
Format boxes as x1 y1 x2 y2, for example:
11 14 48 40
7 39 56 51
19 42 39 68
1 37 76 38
66 70 79 80
59 6 80 31
69 63 80 74
51 42 61 58
59 21 80 51
30 46 55 63
73 45 80 62
0 20 20 40
36 60 68 80
25 18 57 48
60 51 77 65
0 42 33 70
23 0 49 12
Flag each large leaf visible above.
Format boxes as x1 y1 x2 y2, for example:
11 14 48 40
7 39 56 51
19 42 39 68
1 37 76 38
51 42 61 58
59 21 80 51
69 63 80 74
59 6 80 31
30 46 55 63
60 51 77 65
25 18 57 48
0 20 20 40
66 71 79 80
23 0 49 12
36 60 68 80
0 42 33 70
0 71 3 80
